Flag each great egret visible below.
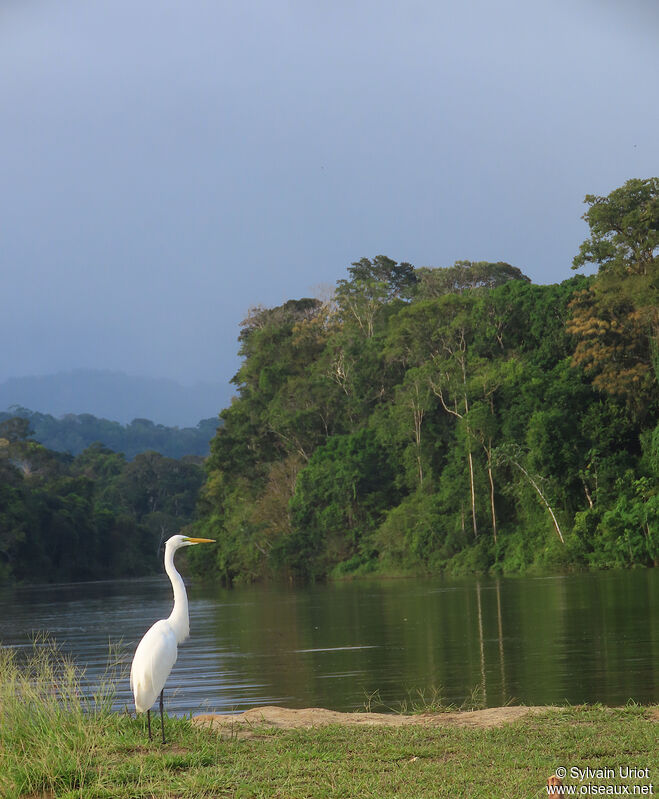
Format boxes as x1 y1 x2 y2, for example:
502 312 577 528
130 534 214 743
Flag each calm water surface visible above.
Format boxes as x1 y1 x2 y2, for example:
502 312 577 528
0 571 657 714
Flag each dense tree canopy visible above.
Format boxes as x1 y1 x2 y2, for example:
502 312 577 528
568 177 658 409
2 177 656 585
192 177 658 582
414 260 530 299
0 424 205 582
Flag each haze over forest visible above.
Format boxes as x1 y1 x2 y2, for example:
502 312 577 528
0 370 230 427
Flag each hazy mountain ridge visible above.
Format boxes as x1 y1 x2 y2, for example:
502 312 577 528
0 369 231 427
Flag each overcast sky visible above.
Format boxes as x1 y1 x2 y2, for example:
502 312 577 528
1 0 657 387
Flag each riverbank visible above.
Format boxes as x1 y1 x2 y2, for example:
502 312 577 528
2 642 658 797
192 703 556 731
2 703 657 798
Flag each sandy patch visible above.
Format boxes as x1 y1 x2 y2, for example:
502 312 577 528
192 704 555 733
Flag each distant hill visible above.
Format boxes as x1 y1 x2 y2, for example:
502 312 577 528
0 408 220 459
0 369 231 427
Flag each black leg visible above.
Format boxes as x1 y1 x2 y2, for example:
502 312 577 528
160 689 166 744
147 709 152 740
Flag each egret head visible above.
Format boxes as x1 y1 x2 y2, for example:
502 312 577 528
165 535 215 550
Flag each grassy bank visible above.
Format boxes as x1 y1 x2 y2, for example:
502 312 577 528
1 646 657 798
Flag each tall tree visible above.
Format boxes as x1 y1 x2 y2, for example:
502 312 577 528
414 260 530 299
569 177 659 409
347 255 417 299
572 177 658 278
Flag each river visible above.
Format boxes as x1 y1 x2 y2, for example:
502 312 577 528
0 570 657 715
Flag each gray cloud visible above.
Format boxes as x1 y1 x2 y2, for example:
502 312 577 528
1 0 656 384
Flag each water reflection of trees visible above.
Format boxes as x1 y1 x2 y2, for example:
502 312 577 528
203 573 658 711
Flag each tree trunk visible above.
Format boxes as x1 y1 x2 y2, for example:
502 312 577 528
461 373 478 539
412 383 424 487
512 459 565 545
467 448 478 540
485 441 497 544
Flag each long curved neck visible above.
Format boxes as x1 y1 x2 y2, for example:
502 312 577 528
165 545 190 643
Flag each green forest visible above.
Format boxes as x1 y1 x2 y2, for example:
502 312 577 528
0 177 657 584
0 409 218 459
190 177 658 583
0 417 205 582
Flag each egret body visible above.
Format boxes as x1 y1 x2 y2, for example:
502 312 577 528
130 534 214 742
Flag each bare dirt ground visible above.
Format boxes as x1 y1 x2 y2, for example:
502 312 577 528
192 704 556 735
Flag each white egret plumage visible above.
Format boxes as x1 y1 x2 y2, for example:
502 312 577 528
130 534 214 742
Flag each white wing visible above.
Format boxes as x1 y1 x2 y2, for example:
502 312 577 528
130 619 178 713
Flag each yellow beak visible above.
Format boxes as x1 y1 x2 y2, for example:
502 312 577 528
185 537 216 544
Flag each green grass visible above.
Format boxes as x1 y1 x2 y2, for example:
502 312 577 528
360 684 486 714
1 644 657 798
